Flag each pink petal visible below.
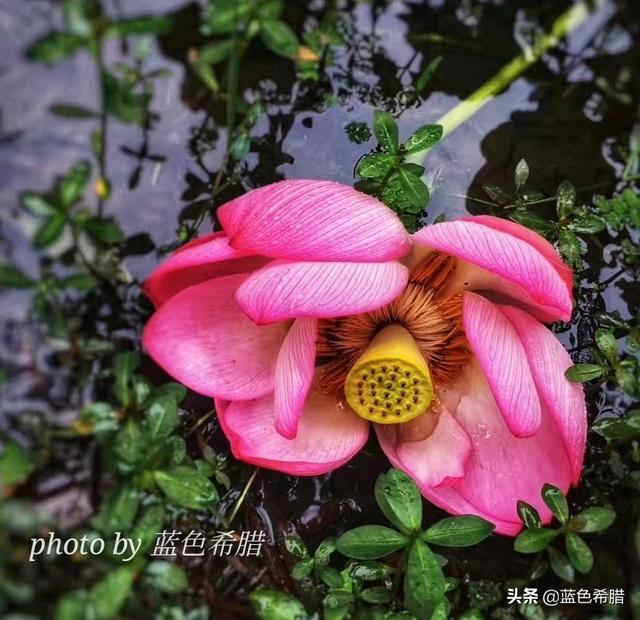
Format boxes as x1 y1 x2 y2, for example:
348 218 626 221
236 259 408 324
500 305 586 483
413 220 573 321
463 292 541 437
217 390 370 476
376 404 472 488
142 274 289 400
143 232 268 306
274 318 318 439
430 362 574 532
462 215 573 295
218 180 410 262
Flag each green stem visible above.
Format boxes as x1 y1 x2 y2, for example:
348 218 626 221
409 0 609 152
225 467 259 527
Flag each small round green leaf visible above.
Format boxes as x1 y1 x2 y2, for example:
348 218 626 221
403 539 446 619
541 483 569 524
565 531 593 573
565 364 606 383
403 124 442 154
514 527 560 553
373 110 398 152
569 507 615 533
374 468 422 534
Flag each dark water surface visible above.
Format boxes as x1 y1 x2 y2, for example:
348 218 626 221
1 0 639 617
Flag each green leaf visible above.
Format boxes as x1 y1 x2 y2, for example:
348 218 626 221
514 158 530 190
131 504 166 553
402 124 442 154
260 19 300 59
59 161 91 206
88 567 135 620
565 363 606 383
356 153 397 180
202 1 253 35
415 56 442 92
594 328 617 364
27 32 89 64
143 561 188 594
483 184 512 205
509 209 554 236
374 468 422 534
50 104 99 119
517 501 542 528
145 396 179 440
105 16 171 37
113 419 145 472
360 586 392 604
0 442 33 486
547 547 575 582
0 264 34 289
397 167 429 209
430 601 451 620
565 531 593 573
592 414 640 441
21 193 58 216
373 110 399 153
403 539 446 619
250 588 309 620
34 213 66 248
421 515 494 547
103 71 150 124
154 467 218 510
91 485 140 535
85 217 125 244
335 525 409 560
313 537 336 567
55 592 88 620
197 39 236 65
541 483 569 524
568 214 606 234
556 180 576 220
291 559 314 580
558 228 582 265
113 351 140 407
514 527 560 553
569 507 615 533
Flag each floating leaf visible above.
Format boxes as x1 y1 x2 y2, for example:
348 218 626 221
335 525 409 560
421 515 494 547
374 468 422 534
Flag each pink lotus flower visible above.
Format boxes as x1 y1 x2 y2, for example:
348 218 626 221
142 180 586 535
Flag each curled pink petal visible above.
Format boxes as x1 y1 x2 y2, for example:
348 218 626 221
500 305 586 483
463 292 541 437
217 391 370 476
274 318 318 439
432 362 573 531
142 274 289 400
218 180 411 262
462 215 573 296
413 220 573 321
376 404 472 488
144 232 267 306
235 259 408 324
